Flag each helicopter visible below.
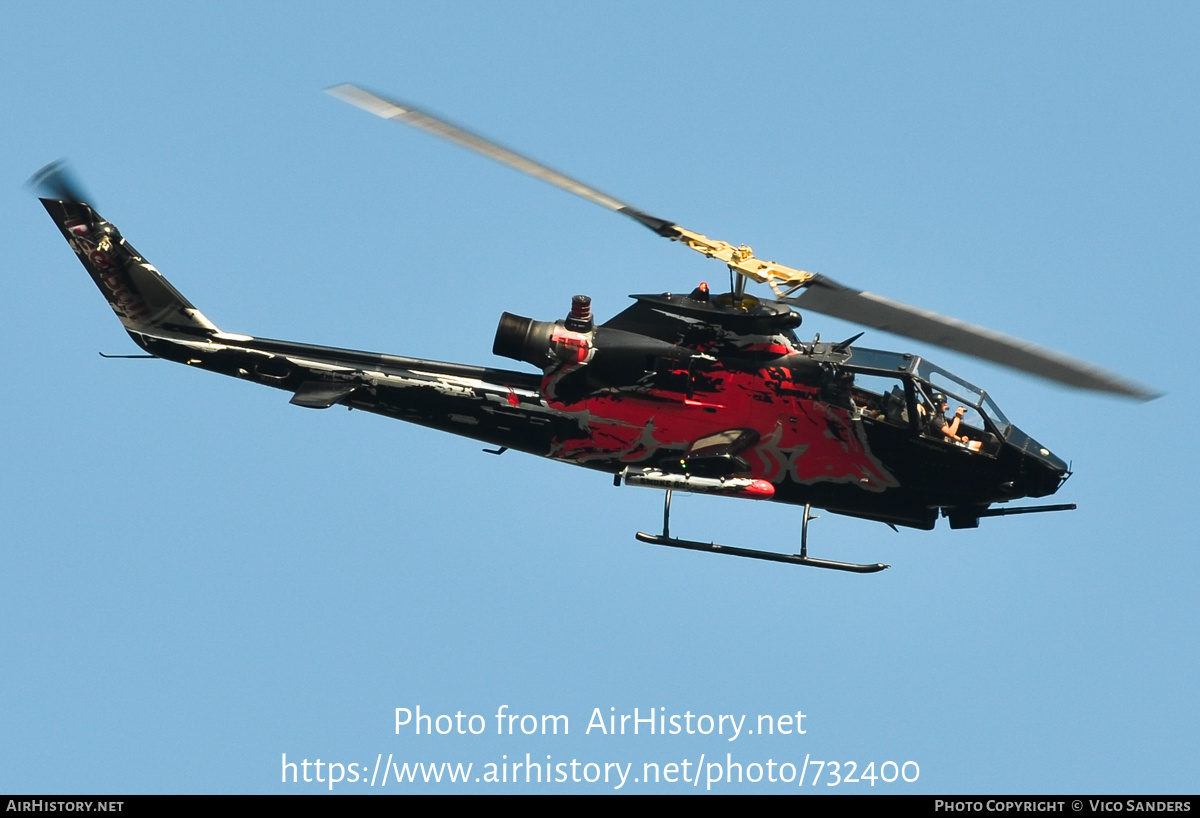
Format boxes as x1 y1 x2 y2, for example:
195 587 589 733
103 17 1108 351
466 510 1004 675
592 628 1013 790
30 85 1157 573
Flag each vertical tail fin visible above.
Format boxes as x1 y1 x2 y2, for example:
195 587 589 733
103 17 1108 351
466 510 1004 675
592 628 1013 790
39 189 221 338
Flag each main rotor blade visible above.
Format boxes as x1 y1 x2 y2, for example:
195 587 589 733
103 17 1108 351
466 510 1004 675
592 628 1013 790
325 84 818 289
328 85 1155 399
326 84 668 227
787 275 1158 400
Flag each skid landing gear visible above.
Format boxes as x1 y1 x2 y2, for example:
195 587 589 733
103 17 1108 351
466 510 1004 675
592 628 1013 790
635 492 890 573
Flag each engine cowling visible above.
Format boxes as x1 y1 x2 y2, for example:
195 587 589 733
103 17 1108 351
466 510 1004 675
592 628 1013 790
493 312 593 368
493 298 697 398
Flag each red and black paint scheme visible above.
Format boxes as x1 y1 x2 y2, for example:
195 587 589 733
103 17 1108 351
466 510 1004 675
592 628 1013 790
39 191 1077 571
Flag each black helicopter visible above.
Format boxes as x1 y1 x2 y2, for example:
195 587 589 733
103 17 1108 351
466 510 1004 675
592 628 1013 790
30 85 1156 573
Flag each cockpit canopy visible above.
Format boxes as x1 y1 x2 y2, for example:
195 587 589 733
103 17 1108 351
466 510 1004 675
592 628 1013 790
841 346 1012 444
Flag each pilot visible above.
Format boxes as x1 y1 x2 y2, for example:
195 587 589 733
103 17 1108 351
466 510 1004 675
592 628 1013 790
930 393 982 451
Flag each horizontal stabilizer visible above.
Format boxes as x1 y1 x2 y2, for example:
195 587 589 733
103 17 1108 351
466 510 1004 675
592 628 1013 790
290 381 357 409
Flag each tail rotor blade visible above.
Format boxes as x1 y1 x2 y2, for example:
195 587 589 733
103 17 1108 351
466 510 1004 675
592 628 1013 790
28 159 93 206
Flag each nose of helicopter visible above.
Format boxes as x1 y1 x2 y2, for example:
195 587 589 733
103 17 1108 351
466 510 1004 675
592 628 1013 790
1004 425 1071 498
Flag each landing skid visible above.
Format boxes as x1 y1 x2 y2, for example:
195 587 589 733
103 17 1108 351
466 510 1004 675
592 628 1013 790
636 491 889 574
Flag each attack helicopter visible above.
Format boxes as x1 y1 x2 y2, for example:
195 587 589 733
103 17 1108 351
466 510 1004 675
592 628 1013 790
31 85 1156 573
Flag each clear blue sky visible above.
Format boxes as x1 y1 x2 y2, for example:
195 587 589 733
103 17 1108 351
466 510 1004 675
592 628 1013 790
2 2 1197 794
